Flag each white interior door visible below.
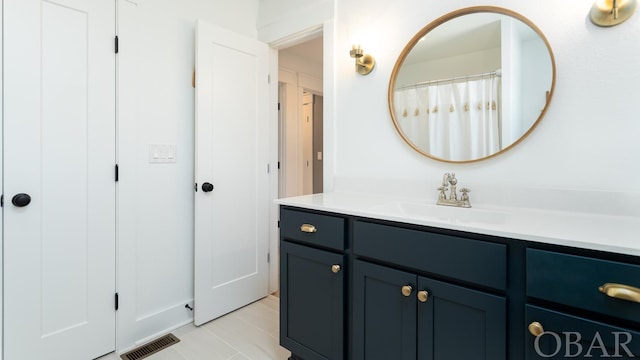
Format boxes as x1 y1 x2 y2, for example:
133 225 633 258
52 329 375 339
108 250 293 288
301 92 314 195
194 20 270 325
3 0 116 359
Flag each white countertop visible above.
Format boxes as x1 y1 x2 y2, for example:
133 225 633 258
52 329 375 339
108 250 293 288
276 192 640 257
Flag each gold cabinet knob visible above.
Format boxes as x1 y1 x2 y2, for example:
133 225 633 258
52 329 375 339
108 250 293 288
401 285 413 297
528 321 544 337
417 290 429 303
331 264 341 273
300 224 317 233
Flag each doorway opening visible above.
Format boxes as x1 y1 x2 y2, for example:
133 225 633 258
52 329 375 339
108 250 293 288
277 35 324 198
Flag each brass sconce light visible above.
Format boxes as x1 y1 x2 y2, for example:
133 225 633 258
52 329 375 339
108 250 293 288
349 45 375 75
590 0 637 26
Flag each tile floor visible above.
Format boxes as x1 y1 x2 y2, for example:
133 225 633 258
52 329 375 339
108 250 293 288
98 295 290 360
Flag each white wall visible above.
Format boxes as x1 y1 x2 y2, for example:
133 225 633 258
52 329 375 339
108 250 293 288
257 0 333 44
116 0 259 351
332 0 640 194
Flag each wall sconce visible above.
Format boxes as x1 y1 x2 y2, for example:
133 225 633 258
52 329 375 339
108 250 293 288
590 0 637 26
349 45 375 75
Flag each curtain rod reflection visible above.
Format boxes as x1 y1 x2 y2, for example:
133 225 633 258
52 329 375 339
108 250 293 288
398 69 502 90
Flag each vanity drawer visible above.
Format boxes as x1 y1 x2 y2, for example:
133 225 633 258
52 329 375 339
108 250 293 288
280 208 346 251
353 220 507 290
527 249 640 322
525 305 640 359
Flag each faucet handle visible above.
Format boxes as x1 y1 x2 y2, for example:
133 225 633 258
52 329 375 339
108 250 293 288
460 188 471 207
437 186 448 201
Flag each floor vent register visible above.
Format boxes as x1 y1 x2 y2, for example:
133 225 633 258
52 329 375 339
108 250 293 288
120 333 181 360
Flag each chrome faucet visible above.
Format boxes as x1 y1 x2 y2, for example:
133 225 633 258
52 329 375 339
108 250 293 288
436 172 471 208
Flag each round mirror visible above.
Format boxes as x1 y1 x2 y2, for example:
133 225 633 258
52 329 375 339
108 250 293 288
388 7 556 163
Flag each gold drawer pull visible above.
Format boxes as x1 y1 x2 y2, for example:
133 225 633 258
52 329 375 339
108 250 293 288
599 283 640 303
417 290 429 303
300 224 317 233
401 285 413 297
331 264 341 273
528 321 544 337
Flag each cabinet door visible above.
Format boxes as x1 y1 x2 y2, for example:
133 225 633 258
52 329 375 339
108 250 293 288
353 260 417 360
526 305 640 359
280 241 345 360
417 277 506 360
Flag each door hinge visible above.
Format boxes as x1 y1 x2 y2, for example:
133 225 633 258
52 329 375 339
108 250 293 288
277 161 280 170
268 74 271 84
115 164 119 182
277 220 280 228
267 253 270 263
115 293 119 311
115 36 119 54
194 183 198 192
278 103 280 111
1 194 3 207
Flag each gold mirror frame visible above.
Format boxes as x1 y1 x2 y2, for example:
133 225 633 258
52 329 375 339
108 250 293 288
388 6 557 163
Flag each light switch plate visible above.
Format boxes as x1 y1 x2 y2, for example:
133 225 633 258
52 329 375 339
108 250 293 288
149 144 177 163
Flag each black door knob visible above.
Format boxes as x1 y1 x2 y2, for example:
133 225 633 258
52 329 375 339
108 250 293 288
12 193 31 207
201 182 214 192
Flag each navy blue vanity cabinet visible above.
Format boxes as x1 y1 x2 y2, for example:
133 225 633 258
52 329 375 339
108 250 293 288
280 208 346 360
525 248 640 359
352 220 507 360
279 206 640 360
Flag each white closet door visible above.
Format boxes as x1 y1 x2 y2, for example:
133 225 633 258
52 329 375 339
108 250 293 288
194 20 270 325
3 0 116 359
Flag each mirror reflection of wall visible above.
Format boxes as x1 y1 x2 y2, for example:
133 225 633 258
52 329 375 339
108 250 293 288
502 16 552 146
396 13 501 84
389 7 555 163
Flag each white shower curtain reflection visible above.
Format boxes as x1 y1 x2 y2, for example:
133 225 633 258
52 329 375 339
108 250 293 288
395 76 501 161
394 86 429 151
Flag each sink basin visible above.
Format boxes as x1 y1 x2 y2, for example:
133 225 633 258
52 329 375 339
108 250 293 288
368 201 509 225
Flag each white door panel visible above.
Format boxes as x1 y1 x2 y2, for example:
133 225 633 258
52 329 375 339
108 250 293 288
3 0 116 359
194 20 269 325
302 93 314 195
